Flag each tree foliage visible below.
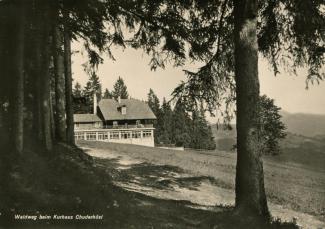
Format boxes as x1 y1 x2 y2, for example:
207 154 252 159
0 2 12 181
147 88 160 116
73 82 83 97
111 76 129 99
103 88 113 99
147 89 215 150
259 95 286 155
84 72 102 101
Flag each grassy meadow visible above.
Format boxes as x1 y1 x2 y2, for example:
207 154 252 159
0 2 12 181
78 140 325 224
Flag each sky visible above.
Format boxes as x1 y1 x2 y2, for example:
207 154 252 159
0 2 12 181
72 42 325 122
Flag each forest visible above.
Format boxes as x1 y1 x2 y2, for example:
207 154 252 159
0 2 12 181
0 0 324 228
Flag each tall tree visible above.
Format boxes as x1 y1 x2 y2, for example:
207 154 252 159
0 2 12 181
147 89 161 144
63 11 75 145
38 1 53 151
84 71 102 102
233 0 269 216
172 99 192 148
111 77 129 100
52 17 66 142
10 0 26 155
171 0 324 218
189 107 216 150
158 98 174 145
147 89 160 116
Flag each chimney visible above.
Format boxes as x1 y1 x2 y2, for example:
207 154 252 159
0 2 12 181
93 93 97 115
118 96 121 104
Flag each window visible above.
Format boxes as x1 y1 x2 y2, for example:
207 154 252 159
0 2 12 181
132 131 141 138
75 123 80 128
121 131 131 139
113 121 118 128
143 130 152 138
110 131 119 139
98 132 108 140
75 132 84 140
86 132 96 141
121 106 127 115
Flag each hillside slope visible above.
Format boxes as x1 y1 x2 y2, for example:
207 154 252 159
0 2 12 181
211 124 325 171
280 111 325 137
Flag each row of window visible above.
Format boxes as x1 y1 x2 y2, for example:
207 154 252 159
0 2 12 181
75 130 152 140
75 122 101 128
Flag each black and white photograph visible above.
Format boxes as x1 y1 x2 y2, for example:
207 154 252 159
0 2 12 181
0 0 324 228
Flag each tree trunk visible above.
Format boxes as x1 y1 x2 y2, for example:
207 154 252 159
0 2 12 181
53 24 67 142
11 1 26 155
39 2 53 152
33 38 44 143
40 35 53 152
30 0 45 145
63 15 75 145
234 0 269 217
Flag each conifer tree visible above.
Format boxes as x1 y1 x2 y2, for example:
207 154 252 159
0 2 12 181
111 77 129 100
147 89 161 144
73 82 83 97
84 72 102 102
190 108 216 150
103 88 112 99
158 98 174 145
172 99 191 147
147 89 160 116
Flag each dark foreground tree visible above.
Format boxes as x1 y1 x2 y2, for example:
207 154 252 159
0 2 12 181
63 13 75 145
52 20 66 142
233 0 269 215
171 0 324 218
10 1 26 155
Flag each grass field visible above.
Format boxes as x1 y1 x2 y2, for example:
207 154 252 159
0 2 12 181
78 140 325 228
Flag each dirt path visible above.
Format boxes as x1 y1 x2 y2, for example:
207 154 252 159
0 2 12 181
80 142 325 229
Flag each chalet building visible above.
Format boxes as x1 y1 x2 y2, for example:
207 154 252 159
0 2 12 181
74 95 156 147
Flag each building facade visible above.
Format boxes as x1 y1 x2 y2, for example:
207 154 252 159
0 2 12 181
74 96 156 147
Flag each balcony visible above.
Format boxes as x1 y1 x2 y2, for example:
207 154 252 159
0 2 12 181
103 124 154 129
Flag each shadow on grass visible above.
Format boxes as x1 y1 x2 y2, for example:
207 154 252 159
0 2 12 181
0 143 298 229
95 156 232 192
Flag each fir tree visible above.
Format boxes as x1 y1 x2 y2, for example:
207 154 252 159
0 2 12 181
157 98 173 145
84 71 102 101
147 89 160 116
172 99 192 147
103 88 112 99
111 76 129 100
73 82 83 97
190 109 216 150
83 72 102 113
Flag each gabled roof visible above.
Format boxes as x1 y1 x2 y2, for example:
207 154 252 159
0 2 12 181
74 114 102 123
98 99 156 121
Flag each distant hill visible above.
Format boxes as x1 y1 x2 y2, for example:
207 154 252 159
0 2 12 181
211 111 325 142
280 111 325 137
211 124 325 171
211 111 325 150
